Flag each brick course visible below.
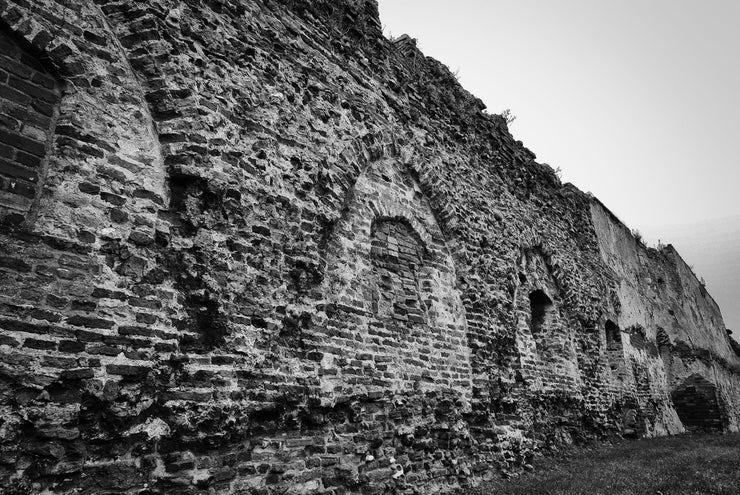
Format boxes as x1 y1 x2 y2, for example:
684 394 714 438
0 26 60 221
0 1 738 494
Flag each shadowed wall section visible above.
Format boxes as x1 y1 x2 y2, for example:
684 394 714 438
672 374 726 433
0 25 61 224
605 319 625 378
0 1 167 491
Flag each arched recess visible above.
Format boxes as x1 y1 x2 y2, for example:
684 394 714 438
516 246 581 388
605 319 625 376
671 374 726 432
0 23 61 224
529 289 555 342
320 159 472 402
0 6 166 238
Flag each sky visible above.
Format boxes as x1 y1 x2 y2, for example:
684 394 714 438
377 0 740 335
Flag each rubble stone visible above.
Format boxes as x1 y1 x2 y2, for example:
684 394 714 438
0 1 739 493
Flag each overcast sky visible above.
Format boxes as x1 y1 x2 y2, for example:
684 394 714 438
377 0 740 335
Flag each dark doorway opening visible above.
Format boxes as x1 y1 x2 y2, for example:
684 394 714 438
671 374 725 433
529 289 553 336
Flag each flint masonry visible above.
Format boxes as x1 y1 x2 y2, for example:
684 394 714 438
0 1 738 493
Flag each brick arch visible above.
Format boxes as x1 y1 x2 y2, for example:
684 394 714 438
318 131 456 280
367 202 436 248
0 3 167 238
515 245 582 389
324 130 461 245
325 157 459 311
320 158 472 401
519 243 572 305
371 215 429 251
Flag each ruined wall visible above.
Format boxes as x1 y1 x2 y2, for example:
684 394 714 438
0 0 738 493
590 201 740 435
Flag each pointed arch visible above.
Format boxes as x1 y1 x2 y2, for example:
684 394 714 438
0 4 167 237
320 157 472 401
516 244 582 389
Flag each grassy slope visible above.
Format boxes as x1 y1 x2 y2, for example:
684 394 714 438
469 434 740 495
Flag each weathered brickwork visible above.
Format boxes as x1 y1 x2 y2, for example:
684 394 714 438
604 319 625 377
671 374 726 433
0 1 739 493
370 220 425 322
319 160 472 403
0 25 61 223
515 248 581 392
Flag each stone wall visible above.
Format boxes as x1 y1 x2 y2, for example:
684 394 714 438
590 200 740 435
0 0 738 493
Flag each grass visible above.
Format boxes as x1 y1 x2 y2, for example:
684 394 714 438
468 433 740 495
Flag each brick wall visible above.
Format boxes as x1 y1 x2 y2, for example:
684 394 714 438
605 320 625 375
0 26 60 224
370 219 426 322
0 0 738 493
515 247 582 393
671 374 725 432
318 160 473 400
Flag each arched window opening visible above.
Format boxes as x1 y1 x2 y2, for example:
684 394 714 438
529 289 554 336
370 218 426 325
671 374 726 433
605 319 624 373
0 24 61 223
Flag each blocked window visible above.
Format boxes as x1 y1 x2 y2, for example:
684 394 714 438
605 319 624 372
0 26 61 223
528 289 554 336
370 218 426 325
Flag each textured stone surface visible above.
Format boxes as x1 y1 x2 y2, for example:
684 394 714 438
0 0 739 493
0 26 61 223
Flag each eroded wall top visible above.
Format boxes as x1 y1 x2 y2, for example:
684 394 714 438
0 1 738 493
